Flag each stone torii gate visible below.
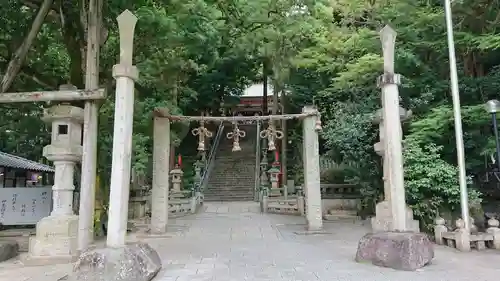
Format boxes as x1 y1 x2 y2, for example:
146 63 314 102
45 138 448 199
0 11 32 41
61 10 323 278
0 86 105 265
150 107 324 232
0 0 103 264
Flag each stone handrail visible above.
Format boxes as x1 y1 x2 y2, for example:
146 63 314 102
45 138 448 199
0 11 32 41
253 121 261 201
200 122 224 191
320 183 361 199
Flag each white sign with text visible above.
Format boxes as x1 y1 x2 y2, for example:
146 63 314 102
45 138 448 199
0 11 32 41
0 187 52 225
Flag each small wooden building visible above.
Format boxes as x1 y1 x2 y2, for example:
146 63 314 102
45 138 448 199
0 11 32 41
0 151 54 187
0 151 54 226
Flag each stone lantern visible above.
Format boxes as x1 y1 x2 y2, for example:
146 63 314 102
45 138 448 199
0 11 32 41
170 164 184 197
194 161 202 184
268 164 281 197
28 104 84 263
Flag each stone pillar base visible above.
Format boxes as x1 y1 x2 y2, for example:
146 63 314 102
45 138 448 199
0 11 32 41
355 231 434 271
371 201 420 233
61 243 161 281
25 215 78 265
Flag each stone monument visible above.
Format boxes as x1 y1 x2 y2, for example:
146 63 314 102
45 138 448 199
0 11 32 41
371 108 419 233
27 102 84 264
355 25 433 271
302 106 323 231
150 115 170 234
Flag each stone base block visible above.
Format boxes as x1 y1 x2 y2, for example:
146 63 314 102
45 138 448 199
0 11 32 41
26 215 78 264
0 241 19 262
355 232 434 271
61 242 162 281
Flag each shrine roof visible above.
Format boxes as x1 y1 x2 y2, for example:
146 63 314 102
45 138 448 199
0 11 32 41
241 83 279 97
0 151 54 172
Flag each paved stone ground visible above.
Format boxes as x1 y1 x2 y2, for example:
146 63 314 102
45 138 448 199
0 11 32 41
2 202 500 281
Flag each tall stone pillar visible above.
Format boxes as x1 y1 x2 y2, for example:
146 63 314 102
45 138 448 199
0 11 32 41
302 106 323 231
106 10 138 248
151 116 170 234
371 108 419 232
372 25 415 232
61 11 162 280
355 26 432 272
27 104 83 264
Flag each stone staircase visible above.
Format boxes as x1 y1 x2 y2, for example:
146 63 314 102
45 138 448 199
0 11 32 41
204 124 257 201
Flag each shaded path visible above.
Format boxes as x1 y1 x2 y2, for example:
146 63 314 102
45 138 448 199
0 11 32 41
2 202 500 280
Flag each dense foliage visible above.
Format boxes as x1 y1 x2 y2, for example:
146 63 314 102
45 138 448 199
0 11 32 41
1 0 499 227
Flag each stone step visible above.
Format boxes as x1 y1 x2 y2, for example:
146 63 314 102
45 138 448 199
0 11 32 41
207 188 254 191
211 167 255 170
208 185 254 188
210 171 254 174
208 176 255 179
204 196 255 201
203 191 253 196
211 168 254 170
205 133 258 201
208 183 254 186
209 178 255 182
205 194 254 197
324 209 360 221
209 176 254 178
216 154 254 156
204 190 253 194
207 183 253 186
204 189 253 193
206 184 254 187
208 177 255 181
209 174 254 177
210 171 255 174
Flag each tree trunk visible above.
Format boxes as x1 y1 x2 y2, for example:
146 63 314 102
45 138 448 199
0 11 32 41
59 0 86 89
262 59 269 115
0 0 54 93
281 91 288 183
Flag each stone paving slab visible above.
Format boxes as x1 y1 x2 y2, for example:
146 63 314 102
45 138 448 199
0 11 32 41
2 202 500 281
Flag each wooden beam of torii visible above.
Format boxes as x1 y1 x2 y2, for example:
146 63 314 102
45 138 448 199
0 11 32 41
0 88 106 103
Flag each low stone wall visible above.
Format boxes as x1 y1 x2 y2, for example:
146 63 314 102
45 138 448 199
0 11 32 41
321 198 359 215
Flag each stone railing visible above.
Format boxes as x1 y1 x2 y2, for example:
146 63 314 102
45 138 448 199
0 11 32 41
259 182 362 220
320 183 361 221
200 122 225 192
320 183 361 199
262 186 305 216
434 216 500 251
168 190 198 218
